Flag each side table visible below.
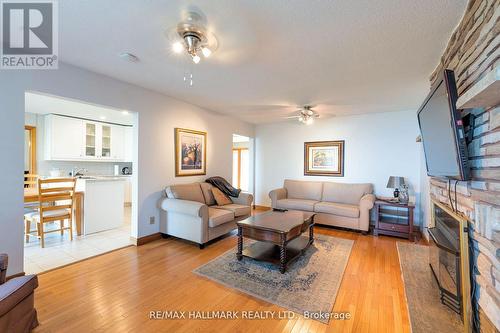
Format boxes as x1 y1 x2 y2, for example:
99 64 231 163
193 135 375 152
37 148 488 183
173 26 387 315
373 198 415 240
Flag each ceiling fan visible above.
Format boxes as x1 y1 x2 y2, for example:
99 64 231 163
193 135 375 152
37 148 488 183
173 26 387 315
285 106 320 125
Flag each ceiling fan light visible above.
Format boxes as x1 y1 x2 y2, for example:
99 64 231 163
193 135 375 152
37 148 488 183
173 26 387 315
172 42 184 53
192 54 201 64
305 117 314 125
298 116 304 122
201 47 212 58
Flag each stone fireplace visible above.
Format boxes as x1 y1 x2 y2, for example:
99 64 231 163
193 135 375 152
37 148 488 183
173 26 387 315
425 0 499 331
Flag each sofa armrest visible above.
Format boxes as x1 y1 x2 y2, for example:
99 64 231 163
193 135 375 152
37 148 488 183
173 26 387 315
359 194 376 210
0 275 38 317
358 194 376 232
231 192 254 206
269 188 287 208
160 198 208 218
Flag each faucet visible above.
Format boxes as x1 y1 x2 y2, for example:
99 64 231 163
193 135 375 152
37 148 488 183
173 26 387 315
71 167 87 177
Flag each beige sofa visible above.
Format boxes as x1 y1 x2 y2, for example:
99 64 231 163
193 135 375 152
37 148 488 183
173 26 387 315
160 182 253 248
269 179 375 233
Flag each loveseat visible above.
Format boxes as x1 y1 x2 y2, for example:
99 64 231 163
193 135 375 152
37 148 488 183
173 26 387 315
160 182 253 248
269 179 375 233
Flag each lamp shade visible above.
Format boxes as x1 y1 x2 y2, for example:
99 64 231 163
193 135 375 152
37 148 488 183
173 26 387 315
386 176 405 189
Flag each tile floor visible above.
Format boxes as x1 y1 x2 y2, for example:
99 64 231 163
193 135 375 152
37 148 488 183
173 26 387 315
24 207 132 274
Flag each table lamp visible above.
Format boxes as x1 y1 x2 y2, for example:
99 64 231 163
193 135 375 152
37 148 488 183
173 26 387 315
386 176 405 198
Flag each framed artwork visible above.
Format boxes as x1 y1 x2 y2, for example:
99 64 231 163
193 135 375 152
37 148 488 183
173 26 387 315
304 140 344 176
175 128 207 177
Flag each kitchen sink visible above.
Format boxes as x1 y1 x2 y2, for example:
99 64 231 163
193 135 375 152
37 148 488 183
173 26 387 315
76 176 98 180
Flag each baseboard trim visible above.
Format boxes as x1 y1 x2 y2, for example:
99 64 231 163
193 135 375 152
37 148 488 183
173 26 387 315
6 271 25 281
131 232 162 246
253 205 271 211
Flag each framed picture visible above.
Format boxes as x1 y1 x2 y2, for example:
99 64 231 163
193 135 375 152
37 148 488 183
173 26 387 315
304 140 344 176
175 128 207 177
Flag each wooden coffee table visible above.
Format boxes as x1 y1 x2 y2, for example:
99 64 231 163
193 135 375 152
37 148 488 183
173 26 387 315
236 210 315 273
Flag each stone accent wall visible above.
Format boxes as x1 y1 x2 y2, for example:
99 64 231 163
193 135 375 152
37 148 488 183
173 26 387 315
428 0 500 331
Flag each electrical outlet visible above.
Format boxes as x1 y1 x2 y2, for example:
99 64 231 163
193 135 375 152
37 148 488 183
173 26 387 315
149 216 155 225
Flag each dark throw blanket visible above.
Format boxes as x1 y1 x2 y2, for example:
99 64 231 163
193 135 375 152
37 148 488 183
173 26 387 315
206 176 241 198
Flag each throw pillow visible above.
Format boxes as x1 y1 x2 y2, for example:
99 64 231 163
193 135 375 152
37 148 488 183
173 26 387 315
212 188 232 206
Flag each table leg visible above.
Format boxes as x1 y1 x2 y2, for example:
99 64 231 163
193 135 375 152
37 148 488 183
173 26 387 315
280 235 287 274
74 192 83 236
408 207 414 241
309 224 314 245
237 226 243 261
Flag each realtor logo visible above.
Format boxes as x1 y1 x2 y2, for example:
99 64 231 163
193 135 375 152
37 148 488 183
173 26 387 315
1 0 58 69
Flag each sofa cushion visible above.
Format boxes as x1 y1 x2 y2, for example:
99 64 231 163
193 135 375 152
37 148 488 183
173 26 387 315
200 182 216 206
284 179 323 201
208 208 235 227
321 182 373 205
314 202 359 218
165 183 205 204
212 187 232 206
215 204 251 217
276 198 318 211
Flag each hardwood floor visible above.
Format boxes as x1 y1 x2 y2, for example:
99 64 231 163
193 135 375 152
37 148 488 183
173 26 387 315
33 222 420 333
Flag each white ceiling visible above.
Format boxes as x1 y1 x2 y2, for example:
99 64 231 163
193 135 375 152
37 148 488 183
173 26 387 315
58 0 467 124
25 92 135 126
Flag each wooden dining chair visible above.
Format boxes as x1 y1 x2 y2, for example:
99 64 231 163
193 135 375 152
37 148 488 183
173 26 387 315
24 178 76 248
24 174 38 188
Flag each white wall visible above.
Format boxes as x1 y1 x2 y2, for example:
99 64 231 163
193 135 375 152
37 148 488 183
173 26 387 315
255 110 421 222
0 62 254 275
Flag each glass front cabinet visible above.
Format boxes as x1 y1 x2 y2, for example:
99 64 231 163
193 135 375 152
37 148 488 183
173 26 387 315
83 121 124 160
85 123 97 158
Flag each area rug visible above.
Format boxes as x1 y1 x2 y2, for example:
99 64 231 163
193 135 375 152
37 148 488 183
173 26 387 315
397 242 463 333
193 234 353 323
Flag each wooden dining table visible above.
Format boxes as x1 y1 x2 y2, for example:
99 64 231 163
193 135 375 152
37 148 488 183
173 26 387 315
24 188 84 236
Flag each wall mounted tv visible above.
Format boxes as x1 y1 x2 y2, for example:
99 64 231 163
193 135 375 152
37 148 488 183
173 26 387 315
417 69 470 181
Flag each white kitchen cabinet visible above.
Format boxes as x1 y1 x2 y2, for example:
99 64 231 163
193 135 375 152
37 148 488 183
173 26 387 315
83 121 97 158
83 121 124 161
45 114 128 162
44 114 84 160
111 125 125 160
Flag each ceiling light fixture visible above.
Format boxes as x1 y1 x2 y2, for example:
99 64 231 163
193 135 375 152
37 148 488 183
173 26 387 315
172 42 184 53
167 11 218 64
296 106 319 125
201 47 211 58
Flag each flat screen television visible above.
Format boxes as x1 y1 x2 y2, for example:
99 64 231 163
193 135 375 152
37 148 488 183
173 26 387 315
417 69 470 180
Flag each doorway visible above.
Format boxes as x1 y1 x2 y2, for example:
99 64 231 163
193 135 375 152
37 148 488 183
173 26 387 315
232 134 250 192
23 92 138 274
24 126 37 187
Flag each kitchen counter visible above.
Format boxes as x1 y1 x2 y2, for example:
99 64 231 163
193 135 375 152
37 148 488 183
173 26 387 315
77 176 128 182
78 177 125 235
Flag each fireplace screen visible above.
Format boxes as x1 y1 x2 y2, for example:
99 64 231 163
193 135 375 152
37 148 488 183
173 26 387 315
428 205 462 315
